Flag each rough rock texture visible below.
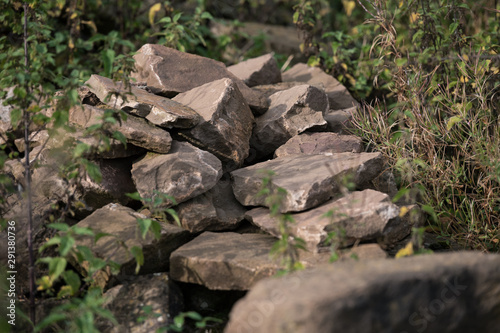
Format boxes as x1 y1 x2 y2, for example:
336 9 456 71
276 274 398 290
227 53 281 87
274 132 363 158
173 78 254 166
0 86 15 134
282 63 358 110
131 141 222 206
14 130 49 152
86 74 200 128
175 177 247 233
324 106 357 133
225 252 500 333
250 85 328 157
245 189 423 252
132 44 267 112
231 152 384 213
69 104 172 153
170 232 279 290
99 274 184 333
74 203 191 283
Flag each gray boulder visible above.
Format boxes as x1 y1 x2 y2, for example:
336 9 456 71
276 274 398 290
227 53 281 87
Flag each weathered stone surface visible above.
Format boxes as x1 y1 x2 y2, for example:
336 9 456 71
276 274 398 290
231 152 385 213
69 104 172 153
282 63 358 110
74 203 191 279
245 189 421 252
250 85 328 157
225 252 500 333
173 78 254 166
175 177 246 233
298 243 387 267
132 44 267 112
86 74 200 128
0 86 15 134
324 106 357 133
131 141 222 206
227 53 281 87
99 274 184 333
170 232 279 290
274 132 363 158
14 130 49 152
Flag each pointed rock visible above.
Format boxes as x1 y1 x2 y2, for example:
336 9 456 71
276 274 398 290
227 53 281 87
250 84 328 157
132 44 268 113
324 106 357 133
175 177 246 233
86 75 200 128
170 232 279 290
173 78 254 166
131 141 222 206
225 252 500 333
274 132 363 158
231 152 384 213
69 104 172 153
73 203 191 284
283 63 358 110
245 189 422 252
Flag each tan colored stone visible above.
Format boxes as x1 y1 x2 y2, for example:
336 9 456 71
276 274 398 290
228 53 281 87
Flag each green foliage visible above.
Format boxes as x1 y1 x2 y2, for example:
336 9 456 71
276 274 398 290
160 311 223 332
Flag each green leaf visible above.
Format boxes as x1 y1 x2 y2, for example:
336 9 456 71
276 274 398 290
126 192 142 201
446 116 462 131
137 218 152 239
48 223 70 231
82 159 102 183
49 257 67 281
112 130 127 146
62 270 81 295
59 235 75 256
102 49 115 78
130 246 144 274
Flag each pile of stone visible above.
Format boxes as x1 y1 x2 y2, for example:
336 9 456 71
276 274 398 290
2 45 499 332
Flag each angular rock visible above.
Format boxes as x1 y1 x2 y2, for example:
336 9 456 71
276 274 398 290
298 243 387 268
245 189 422 252
227 53 281 87
250 85 328 157
69 104 172 154
132 44 267 112
225 252 500 333
131 141 222 206
175 177 246 233
14 130 49 153
99 274 184 333
173 78 254 166
324 106 357 133
231 152 384 213
282 63 358 109
170 232 279 290
274 132 363 158
86 75 200 128
0 86 15 134
74 203 191 282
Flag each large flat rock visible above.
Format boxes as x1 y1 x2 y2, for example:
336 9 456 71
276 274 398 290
231 152 385 213
282 63 358 110
225 252 500 333
227 53 281 87
250 84 328 157
173 78 254 167
74 203 191 281
131 141 222 206
132 44 268 113
245 189 423 252
69 104 172 154
170 232 279 290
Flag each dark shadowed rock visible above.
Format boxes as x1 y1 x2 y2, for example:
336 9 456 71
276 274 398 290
131 141 222 206
132 44 267 112
282 63 358 110
99 274 184 333
86 75 200 128
69 104 172 153
245 189 422 252
173 78 254 166
170 232 279 290
175 177 246 233
250 84 328 157
73 203 191 285
225 252 500 333
227 53 281 87
274 132 363 158
231 152 385 213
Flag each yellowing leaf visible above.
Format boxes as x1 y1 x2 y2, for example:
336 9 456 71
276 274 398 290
399 206 409 217
446 116 463 131
341 63 348 71
459 75 469 83
462 54 469 61
81 20 97 34
70 12 78 20
68 38 75 49
410 12 419 23
342 0 356 17
149 3 162 26
491 66 499 74
395 242 414 258
399 0 404 8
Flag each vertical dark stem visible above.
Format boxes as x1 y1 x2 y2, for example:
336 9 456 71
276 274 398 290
23 2 36 329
